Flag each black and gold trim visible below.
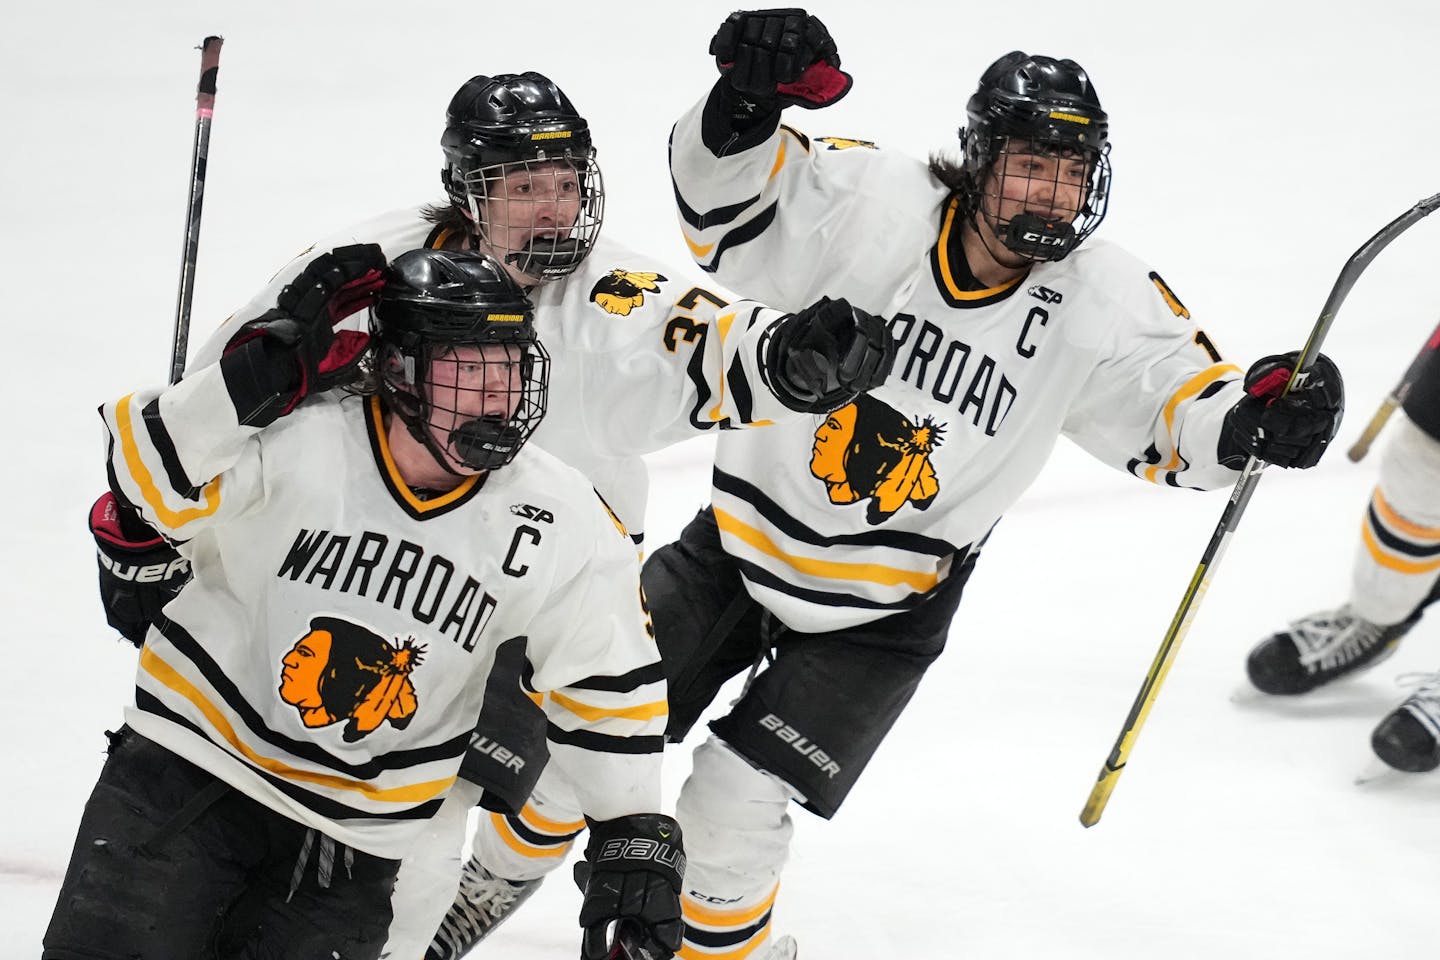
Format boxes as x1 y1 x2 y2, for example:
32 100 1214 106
929 195 1025 309
364 396 486 520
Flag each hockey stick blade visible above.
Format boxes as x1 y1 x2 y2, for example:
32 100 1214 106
1080 191 1440 828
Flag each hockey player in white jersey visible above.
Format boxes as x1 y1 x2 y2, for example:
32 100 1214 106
1246 345 1440 773
618 10 1345 958
83 71 894 959
48 247 688 960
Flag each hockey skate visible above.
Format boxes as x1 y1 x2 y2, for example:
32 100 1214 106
755 935 798 960
1371 671 1440 773
1245 604 1419 695
425 855 543 960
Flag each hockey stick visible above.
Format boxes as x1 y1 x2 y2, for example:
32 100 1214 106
1079 191 1440 828
168 35 223 385
1346 316 1440 461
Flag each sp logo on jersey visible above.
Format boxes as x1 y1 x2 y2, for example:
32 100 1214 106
279 615 424 742
590 269 667 316
810 394 944 525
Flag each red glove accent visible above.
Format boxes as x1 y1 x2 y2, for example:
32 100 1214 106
1245 364 1292 401
775 60 853 108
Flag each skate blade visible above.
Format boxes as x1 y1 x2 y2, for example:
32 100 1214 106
1354 756 1400 786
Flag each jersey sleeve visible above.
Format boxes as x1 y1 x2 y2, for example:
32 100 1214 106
187 209 436 370
668 86 941 315
525 494 667 819
100 359 267 542
570 268 820 454
1062 262 1244 490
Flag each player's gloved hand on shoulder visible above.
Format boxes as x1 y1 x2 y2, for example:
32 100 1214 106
89 490 189 647
1221 351 1344 469
223 243 387 426
765 297 895 413
574 813 685 960
711 8 852 115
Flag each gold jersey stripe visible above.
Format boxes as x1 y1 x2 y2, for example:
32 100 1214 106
1144 362 1241 484
768 136 787 182
115 393 223 529
683 230 716 257
489 810 572 858
709 311 738 421
141 646 455 803
1373 487 1440 540
517 803 586 835
714 507 940 591
549 690 669 723
1361 518 1440 574
682 883 779 929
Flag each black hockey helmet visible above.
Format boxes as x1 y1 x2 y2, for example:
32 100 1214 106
958 51 1112 262
440 72 604 282
372 249 549 472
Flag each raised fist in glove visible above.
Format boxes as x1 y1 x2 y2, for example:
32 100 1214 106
90 490 189 647
711 8 852 109
764 297 895 413
223 243 387 426
574 813 685 960
1222 351 1344 469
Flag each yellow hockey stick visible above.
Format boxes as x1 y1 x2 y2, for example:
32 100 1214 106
1080 192 1440 828
1346 317 1440 461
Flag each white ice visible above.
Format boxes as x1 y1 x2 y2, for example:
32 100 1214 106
3 2 1438 957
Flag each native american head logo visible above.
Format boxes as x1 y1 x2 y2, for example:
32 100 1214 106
810 394 944 525
278 615 425 742
817 136 877 151
589 269 667 316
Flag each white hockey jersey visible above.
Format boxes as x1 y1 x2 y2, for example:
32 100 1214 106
103 363 665 859
669 97 1246 632
191 210 803 548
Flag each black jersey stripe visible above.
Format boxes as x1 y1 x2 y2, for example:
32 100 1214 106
501 812 584 847
545 723 663 755
711 470 956 556
1368 503 1440 556
731 553 936 611
684 910 774 949
153 617 471 777
564 661 667 693
726 344 757 425
136 691 446 822
142 397 202 498
671 175 764 232
696 201 780 275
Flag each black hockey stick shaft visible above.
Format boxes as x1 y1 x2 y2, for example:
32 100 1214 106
1079 191 1440 828
1346 315 1440 461
168 36 223 385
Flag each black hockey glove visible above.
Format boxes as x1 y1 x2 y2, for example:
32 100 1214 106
711 9 852 111
89 490 188 647
764 297 895 413
1221 351 1344 469
223 243 387 426
574 813 685 960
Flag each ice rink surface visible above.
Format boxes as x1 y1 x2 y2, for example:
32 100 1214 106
3 2 1437 956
